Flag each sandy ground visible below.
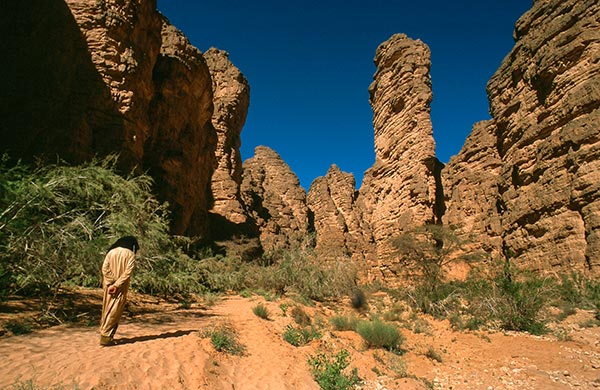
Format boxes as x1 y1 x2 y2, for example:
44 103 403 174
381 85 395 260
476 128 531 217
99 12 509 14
1 290 600 389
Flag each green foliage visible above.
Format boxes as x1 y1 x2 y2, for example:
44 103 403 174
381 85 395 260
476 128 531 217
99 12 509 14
330 315 358 331
308 349 361 390
202 322 246 355
0 155 204 297
391 225 468 292
4 320 33 335
495 268 547 335
356 318 404 352
197 246 358 301
283 324 321 347
252 303 270 320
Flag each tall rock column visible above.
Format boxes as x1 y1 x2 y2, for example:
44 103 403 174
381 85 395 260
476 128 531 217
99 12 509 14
359 34 441 279
204 48 250 226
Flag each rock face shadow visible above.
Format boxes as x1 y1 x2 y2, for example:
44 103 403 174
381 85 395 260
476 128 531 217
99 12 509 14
0 0 125 164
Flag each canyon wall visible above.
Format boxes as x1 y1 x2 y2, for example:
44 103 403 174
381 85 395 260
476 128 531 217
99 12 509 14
443 0 600 273
307 0 600 278
2 0 599 278
1 0 218 236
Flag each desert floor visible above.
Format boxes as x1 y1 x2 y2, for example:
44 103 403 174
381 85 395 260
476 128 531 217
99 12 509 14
1 289 599 390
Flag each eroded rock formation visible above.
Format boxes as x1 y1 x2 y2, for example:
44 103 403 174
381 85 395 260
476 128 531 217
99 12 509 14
3 0 599 277
490 0 600 271
1 0 217 236
307 165 372 263
308 1 600 278
358 34 443 277
205 48 250 226
145 16 216 236
443 0 600 274
241 146 310 255
441 120 504 255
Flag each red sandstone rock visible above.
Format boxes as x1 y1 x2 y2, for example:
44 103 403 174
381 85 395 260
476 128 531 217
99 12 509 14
240 146 310 255
204 48 250 226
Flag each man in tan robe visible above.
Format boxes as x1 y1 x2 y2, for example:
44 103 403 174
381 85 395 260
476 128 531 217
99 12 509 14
99 236 139 346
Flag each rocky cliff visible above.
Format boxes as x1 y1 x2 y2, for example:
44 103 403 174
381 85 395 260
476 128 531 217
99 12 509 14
443 0 600 273
3 0 599 278
308 0 600 279
1 0 218 236
307 165 373 264
241 146 311 255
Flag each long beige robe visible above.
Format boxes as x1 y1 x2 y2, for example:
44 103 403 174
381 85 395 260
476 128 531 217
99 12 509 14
99 247 135 338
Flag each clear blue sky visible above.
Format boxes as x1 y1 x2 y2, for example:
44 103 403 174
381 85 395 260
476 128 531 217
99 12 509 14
157 1 532 190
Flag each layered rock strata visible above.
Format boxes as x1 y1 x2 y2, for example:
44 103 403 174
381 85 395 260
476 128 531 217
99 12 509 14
307 165 373 264
441 120 504 255
145 17 216 236
487 0 600 272
359 34 442 277
240 146 310 255
444 0 600 273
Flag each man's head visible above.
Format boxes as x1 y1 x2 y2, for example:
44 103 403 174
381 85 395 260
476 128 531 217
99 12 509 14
109 236 140 254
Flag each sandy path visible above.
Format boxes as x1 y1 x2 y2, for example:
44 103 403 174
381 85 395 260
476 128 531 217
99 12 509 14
0 296 323 390
2 292 600 390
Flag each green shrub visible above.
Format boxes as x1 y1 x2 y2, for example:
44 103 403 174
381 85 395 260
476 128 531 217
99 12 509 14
330 315 358 331
202 322 246 355
308 349 361 390
0 155 205 298
496 270 547 335
4 320 33 335
356 318 404 352
424 346 443 363
283 324 321 347
196 244 358 302
252 303 270 320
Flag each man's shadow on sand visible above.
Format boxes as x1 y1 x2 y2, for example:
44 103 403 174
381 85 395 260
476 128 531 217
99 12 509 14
115 329 197 346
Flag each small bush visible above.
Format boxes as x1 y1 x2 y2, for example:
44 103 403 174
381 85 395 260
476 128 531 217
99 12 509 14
496 271 547 335
330 315 358 331
283 324 321 347
202 322 246 355
252 303 270 320
356 318 404 352
350 289 367 309
0 155 205 298
4 320 33 335
424 346 443 363
279 303 289 316
308 349 361 390
291 305 311 326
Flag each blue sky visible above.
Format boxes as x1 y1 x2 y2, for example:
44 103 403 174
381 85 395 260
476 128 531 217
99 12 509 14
157 1 533 190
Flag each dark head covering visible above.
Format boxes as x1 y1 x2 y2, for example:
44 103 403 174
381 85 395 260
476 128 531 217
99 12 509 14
109 236 140 254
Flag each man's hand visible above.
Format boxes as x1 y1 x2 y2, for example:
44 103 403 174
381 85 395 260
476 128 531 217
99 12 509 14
107 285 118 295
